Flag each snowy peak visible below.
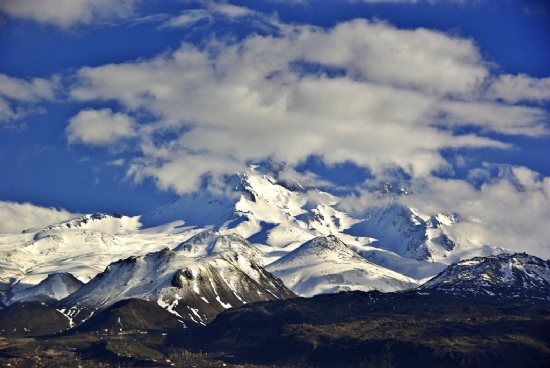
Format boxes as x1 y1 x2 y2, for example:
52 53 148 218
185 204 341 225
143 166 323 240
6 273 84 305
276 235 365 263
267 236 419 297
344 202 491 263
423 253 550 299
174 229 265 264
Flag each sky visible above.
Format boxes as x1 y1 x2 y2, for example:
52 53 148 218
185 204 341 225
0 0 549 257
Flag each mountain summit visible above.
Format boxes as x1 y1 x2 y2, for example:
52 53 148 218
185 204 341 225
423 253 550 300
267 235 418 296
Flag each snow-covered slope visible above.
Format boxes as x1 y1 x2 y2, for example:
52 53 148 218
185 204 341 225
59 247 295 326
347 246 448 281
23 212 143 235
267 235 419 297
174 229 266 265
345 201 507 264
422 253 550 299
0 219 201 300
6 273 83 305
0 228 126 292
143 168 363 246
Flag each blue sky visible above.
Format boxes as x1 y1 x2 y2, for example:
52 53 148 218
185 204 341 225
0 0 549 255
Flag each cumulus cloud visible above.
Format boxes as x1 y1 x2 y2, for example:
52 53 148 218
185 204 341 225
0 0 136 28
0 201 78 234
0 73 57 124
68 17 548 195
289 20 488 96
66 108 137 146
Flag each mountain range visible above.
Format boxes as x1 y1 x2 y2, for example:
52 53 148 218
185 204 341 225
0 164 548 366
0 164 510 305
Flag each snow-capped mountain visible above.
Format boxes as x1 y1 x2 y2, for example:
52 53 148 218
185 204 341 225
143 166 507 269
422 253 550 299
5 273 83 306
143 167 360 246
174 229 265 265
345 201 506 264
0 164 526 314
59 247 295 326
267 235 418 297
0 215 202 301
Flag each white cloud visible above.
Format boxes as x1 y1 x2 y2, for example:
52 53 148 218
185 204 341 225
66 108 137 146
68 18 549 195
0 74 57 124
337 189 393 214
159 3 257 29
282 19 488 96
0 201 78 234
0 74 55 101
208 3 254 17
0 98 14 123
128 151 244 194
437 100 548 136
398 168 550 259
0 0 136 28
276 168 334 189
158 9 212 28
487 74 550 104
108 158 126 166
